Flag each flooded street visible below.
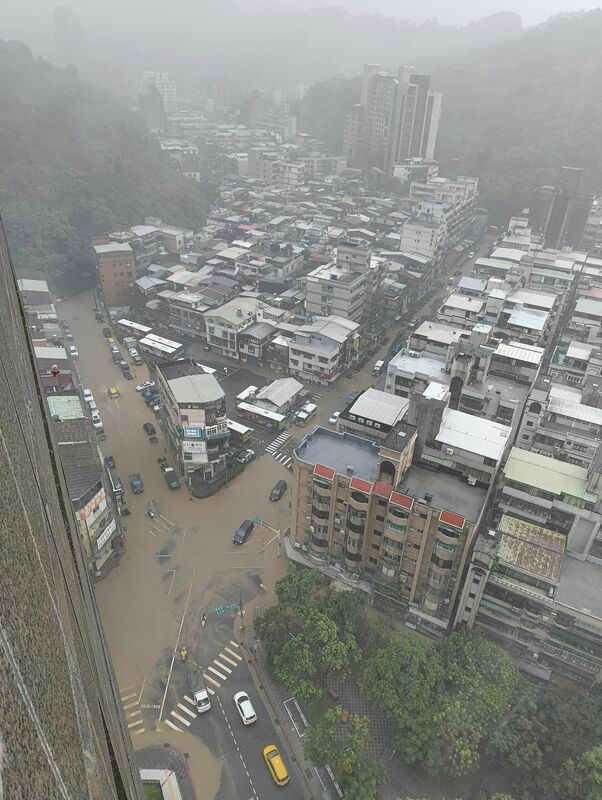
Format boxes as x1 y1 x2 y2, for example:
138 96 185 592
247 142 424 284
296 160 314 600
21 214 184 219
60 291 290 795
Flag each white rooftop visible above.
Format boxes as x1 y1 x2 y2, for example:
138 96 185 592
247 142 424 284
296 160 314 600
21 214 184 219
494 341 544 365
547 396 602 425
423 381 449 401
490 247 527 263
575 298 602 318
458 276 487 292
168 373 224 405
348 388 409 426
388 350 448 381
17 278 49 293
507 307 548 331
255 377 304 409
94 242 133 255
441 293 484 312
413 321 469 346
566 341 594 360
510 288 557 310
436 408 512 461
34 345 68 360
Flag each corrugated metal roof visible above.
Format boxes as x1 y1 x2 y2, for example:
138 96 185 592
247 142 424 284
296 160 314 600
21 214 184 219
503 447 597 502
494 341 544 365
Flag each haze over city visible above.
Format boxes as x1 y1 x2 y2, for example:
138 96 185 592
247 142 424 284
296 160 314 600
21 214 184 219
1 2 602 800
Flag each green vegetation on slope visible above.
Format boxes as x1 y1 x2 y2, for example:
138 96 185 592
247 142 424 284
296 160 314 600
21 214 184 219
0 41 212 290
297 11 602 223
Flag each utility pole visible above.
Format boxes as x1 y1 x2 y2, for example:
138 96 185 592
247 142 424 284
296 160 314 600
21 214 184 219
239 592 246 633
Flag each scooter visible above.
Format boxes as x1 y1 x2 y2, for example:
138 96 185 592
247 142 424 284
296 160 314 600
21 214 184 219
201 613 207 628
146 504 155 518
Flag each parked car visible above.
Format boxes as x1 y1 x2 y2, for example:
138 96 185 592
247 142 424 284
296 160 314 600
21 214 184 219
89 400 98 413
233 691 257 725
235 448 255 465
65 330 74 341
68 345 79 358
104 455 115 469
136 380 155 393
83 389 94 403
91 412 103 430
233 519 254 545
142 422 156 436
346 391 360 405
263 745 289 786
102 327 112 337
329 411 340 425
270 479 287 502
95 311 104 322
162 465 180 490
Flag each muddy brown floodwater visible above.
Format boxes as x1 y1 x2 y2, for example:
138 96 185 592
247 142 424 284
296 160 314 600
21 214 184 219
60 291 290 796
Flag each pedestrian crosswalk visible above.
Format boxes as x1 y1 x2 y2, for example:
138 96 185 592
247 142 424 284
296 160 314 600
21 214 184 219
164 640 243 732
265 432 292 467
265 432 290 454
120 683 146 736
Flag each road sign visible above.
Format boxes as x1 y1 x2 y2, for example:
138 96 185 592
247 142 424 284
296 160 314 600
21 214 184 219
225 603 237 611
252 516 262 525
215 606 224 615
258 546 265 555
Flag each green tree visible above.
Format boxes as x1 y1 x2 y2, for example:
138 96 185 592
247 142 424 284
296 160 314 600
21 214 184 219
273 609 359 700
303 707 383 800
360 634 443 764
274 563 321 612
559 745 602 800
423 630 519 777
254 605 301 667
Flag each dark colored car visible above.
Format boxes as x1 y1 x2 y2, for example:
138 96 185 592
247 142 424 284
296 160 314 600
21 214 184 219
102 327 112 337
270 479 287 501
104 455 116 469
233 519 254 545
142 422 156 436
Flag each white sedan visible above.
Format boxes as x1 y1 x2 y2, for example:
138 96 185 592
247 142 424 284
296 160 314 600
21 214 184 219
329 411 340 425
83 389 94 403
91 412 103 430
68 345 79 358
233 691 257 725
136 380 156 392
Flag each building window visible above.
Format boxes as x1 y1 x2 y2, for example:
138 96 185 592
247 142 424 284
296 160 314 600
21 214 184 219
371 543 380 551
376 514 385 522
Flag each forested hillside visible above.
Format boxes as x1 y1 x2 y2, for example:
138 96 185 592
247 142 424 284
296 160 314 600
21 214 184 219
0 41 212 290
297 11 602 222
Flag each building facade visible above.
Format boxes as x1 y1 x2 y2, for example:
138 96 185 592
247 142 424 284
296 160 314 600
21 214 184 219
0 217 143 798
94 241 136 307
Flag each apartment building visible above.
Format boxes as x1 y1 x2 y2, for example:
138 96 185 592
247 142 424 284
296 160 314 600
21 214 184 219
203 296 257 359
305 240 373 322
288 315 360 384
456 514 602 687
156 360 230 492
94 242 136 307
495 446 602 561
517 377 602 469
291 423 484 636
48 395 122 577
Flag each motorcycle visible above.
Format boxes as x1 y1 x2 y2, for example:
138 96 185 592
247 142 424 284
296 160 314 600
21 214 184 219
201 613 207 628
119 506 130 517
146 504 155 518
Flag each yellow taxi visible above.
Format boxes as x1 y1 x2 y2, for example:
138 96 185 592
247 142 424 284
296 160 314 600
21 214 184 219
106 336 116 346
108 386 119 399
262 744 289 786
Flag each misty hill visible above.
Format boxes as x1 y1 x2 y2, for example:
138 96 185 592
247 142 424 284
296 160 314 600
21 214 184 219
298 10 602 221
0 41 211 290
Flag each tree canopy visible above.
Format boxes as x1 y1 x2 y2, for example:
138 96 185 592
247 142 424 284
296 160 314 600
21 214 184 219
0 40 212 290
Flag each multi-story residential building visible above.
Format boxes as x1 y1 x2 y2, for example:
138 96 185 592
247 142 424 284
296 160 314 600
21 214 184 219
343 64 441 173
94 241 136 307
33 344 75 392
564 296 602 344
290 422 485 636
203 296 257 359
529 167 592 250
0 218 144 798
48 395 122 577
517 377 602 469
156 360 230 494
247 148 281 183
579 195 602 257
549 340 600 387
139 70 178 114
305 258 367 322
495 446 602 561
456 514 602 687
288 315 360 384
437 293 484 329
237 320 276 364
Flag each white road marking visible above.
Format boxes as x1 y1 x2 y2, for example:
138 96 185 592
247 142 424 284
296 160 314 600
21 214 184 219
123 700 139 710
213 660 232 674
127 718 144 729
229 640 239 648
170 711 191 726
219 653 238 667
127 709 142 718
120 692 137 702
208 665 227 680
132 728 146 736
178 703 196 718
183 695 195 705
164 719 182 732
224 646 242 661
206 686 215 695
203 673 221 688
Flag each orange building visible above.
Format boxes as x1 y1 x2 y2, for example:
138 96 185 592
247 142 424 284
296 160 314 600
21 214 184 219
94 242 135 307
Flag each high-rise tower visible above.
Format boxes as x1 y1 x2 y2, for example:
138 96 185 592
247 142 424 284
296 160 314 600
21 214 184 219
0 217 143 799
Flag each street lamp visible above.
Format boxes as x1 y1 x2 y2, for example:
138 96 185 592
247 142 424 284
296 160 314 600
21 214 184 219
254 517 281 558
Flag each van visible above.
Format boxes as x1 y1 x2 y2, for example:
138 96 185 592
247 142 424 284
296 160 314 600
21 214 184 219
187 665 211 713
373 360 384 376
233 519 254 545
270 479 287 501
263 745 289 786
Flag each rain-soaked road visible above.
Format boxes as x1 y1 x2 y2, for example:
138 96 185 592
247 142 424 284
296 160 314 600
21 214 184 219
59 291 305 799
